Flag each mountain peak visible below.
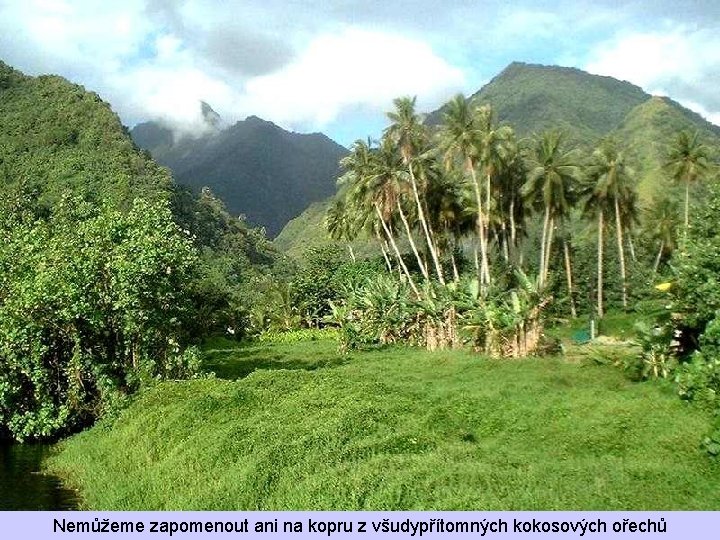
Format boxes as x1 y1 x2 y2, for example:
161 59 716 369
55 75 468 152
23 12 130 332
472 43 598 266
200 101 221 128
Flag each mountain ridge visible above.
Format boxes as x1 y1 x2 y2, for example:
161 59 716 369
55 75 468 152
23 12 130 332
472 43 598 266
131 111 347 236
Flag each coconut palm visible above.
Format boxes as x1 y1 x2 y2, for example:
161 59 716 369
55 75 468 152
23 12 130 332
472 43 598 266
339 139 419 295
645 197 680 273
522 131 581 301
586 139 635 312
493 136 527 265
436 94 489 285
374 134 430 281
476 105 513 280
385 97 445 283
325 197 357 262
666 130 709 237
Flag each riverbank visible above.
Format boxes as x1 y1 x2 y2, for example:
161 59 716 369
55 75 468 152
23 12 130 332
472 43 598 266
47 339 720 510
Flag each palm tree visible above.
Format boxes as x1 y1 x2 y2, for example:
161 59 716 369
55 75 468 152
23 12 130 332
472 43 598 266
645 197 680 273
374 135 430 281
436 94 489 285
666 130 709 237
522 131 581 303
476 105 513 281
425 166 472 282
325 197 357 262
339 139 419 295
586 139 635 312
385 97 445 283
494 141 527 265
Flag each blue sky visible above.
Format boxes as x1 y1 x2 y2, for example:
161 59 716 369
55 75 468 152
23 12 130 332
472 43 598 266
1 1 719 146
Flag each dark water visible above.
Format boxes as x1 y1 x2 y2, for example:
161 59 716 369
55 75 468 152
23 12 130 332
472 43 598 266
0 444 79 510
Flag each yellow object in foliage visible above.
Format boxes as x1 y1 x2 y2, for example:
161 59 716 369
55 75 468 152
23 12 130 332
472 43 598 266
655 282 673 292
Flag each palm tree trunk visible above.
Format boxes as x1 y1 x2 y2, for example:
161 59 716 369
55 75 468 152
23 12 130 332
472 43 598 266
397 200 429 280
597 210 604 319
653 240 664 274
376 230 393 273
543 216 555 287
614 197 628 310
539 205 550 287
509 199 517 262
451 251 460 282
408 162 445 283
468 158 490 287
684 180 690 239
375 203 419 296
563 239 577 318
484 170 492 279
628 234 637 262
501 221 510 262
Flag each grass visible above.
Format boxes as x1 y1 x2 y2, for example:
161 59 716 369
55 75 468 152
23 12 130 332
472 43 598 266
47 338 720 510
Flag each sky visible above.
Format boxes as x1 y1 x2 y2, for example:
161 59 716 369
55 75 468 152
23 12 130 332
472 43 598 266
1 0 719 147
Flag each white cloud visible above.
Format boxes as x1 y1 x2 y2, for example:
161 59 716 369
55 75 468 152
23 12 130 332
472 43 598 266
585 27 720 125
0 1 464 138
239 28 466 129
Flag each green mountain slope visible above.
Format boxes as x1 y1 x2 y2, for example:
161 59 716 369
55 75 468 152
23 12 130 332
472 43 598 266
611 96 720 200
131 114 348 237
0 60 172 207
426 62 650 143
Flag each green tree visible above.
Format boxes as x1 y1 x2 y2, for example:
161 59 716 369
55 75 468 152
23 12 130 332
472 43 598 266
586 139 635 313
666 130 709 237
523 131 581 307
0 196 199 440
385 97 445 283
437 94 489 285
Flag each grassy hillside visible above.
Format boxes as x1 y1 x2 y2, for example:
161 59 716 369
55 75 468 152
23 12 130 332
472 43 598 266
611 96 720 200
49 339 720 510
274 200 386 261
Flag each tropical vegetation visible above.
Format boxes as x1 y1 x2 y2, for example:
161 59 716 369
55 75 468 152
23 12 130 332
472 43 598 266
2 56 720 511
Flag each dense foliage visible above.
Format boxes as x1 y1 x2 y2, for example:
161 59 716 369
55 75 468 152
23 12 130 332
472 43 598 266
0 61 286 439
0 198 199 440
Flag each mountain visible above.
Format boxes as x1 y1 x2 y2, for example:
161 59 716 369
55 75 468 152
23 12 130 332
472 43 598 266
426 62 650 143
131 112 347 237
278 62 720 258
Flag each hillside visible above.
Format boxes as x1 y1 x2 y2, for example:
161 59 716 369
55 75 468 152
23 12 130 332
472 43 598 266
0 60 172 208
611 96 720 200
131 113 348 237
426 62 650 143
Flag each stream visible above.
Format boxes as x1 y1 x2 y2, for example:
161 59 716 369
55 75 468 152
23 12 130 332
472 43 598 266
0 444 78 510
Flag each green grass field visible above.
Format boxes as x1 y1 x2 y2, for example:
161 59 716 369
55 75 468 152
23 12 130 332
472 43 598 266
47 336 720 510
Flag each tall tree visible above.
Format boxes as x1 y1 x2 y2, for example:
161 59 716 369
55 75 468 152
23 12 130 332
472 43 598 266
522 131 581 307
645 197 680 273
666 130 709 238
436 94 489 285
476 105 513 283
586 139 635 312
338 139 419 294
385 97 445 283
